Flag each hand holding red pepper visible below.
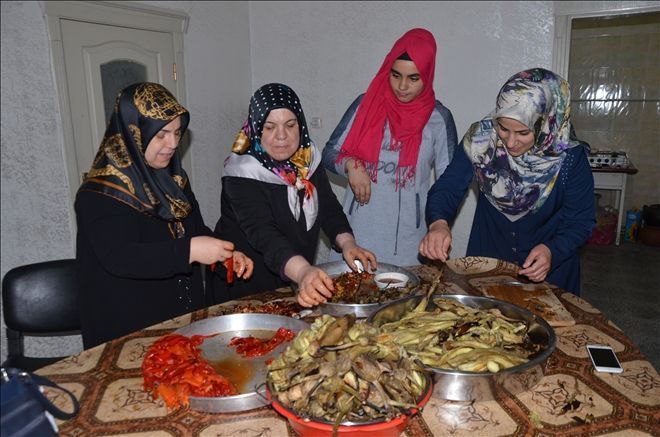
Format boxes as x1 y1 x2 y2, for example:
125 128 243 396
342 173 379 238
210 251 253 284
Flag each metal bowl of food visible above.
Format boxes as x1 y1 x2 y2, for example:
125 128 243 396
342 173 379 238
368 294 556 401
315 261 420 318
174 313 309 412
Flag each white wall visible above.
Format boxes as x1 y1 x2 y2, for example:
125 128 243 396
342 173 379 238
1 1 80 359
248 1 555 260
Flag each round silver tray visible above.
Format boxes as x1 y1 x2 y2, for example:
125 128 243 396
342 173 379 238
174 313 309 413
368 294 556 401
315 261 420 318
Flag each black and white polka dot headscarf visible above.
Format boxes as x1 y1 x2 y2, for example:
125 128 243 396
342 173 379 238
245 83 313 178
226 83 320 229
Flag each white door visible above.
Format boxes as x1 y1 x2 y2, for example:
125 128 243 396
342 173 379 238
60 18 187 184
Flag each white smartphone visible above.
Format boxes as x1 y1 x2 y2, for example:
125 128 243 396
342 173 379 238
586 344 623 373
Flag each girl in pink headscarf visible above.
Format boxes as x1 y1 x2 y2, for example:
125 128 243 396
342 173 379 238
322 28 458 267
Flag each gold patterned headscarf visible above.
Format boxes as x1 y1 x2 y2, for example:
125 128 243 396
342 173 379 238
77 83 191 234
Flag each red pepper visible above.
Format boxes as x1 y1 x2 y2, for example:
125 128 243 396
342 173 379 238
228 327 295 358
224 258 234 284
142 333 236 409
210 258 234 284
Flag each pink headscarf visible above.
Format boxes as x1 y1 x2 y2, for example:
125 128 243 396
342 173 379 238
336 28 437 188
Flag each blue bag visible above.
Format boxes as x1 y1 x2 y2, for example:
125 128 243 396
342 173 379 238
1 367 79 437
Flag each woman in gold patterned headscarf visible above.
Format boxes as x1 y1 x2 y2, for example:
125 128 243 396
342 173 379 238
75 83 253 348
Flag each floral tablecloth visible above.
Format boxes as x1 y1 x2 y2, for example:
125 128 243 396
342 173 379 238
40 257 659 436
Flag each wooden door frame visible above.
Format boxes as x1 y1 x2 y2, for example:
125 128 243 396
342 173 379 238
44 1 190 229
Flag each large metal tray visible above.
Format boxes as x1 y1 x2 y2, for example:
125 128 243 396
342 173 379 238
368 294 556 401
174 313 309 413
316 261 420 318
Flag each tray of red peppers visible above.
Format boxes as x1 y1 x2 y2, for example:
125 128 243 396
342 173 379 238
142 313 309 413
142 333 238 409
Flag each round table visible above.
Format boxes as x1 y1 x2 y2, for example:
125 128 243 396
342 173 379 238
39 257 659 436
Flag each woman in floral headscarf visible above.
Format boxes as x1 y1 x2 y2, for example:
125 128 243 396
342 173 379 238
75 82 252 348
322 28 457 267
209 83 376 307
420 68 595 294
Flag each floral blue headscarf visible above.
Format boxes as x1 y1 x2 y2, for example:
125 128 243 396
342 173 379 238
463 68 587 221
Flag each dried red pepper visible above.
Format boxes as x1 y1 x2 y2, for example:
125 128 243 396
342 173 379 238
232 301 302 317
228 327 295 358
142 333 238 409
210 258 234 284
224 258 234 284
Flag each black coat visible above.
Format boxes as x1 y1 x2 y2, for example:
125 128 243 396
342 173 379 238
208 168 352 303
75 184 212 348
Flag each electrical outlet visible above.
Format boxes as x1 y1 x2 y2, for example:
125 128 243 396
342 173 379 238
310 117 322 129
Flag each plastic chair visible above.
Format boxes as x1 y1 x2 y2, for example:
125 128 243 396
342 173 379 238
1 259 81 371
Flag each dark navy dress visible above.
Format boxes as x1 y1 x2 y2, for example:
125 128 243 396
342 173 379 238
426 143 595 294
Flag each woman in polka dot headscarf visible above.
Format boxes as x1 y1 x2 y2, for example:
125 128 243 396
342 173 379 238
208 83 376 307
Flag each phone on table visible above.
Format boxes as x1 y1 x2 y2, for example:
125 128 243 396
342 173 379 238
586 344 623 373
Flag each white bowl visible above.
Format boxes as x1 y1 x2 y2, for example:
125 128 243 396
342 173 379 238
374 272 409 289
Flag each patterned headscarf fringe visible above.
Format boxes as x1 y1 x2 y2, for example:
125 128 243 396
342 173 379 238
232 120 251 154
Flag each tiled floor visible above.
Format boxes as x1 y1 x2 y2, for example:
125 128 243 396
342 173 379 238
580 240 660 370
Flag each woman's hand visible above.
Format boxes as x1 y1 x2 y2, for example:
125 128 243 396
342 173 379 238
284 256 334 307
419 219 452 262
518 244 551 282
341 243 377 273
345 158 371 205
335 233 377 272
232 251 254 280
296 265 334 307
189 236 234 265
